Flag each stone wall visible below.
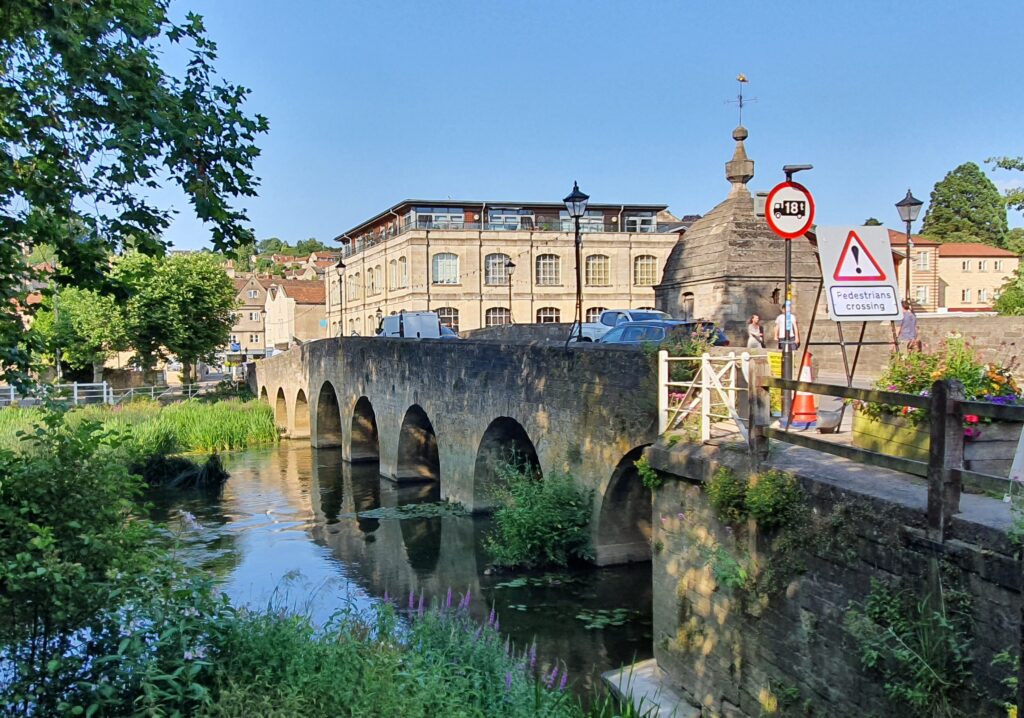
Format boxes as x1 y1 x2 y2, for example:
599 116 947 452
807 314 1024 380
646 441 1018 717
462 323 575 342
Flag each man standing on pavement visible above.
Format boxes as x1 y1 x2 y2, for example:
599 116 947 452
774 303 799 350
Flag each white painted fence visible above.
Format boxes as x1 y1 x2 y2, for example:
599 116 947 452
0 382 212 408
657 351 751 441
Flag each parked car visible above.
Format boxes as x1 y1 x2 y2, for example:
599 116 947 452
596 320 729 347
378 311 450 339
574 308 673 341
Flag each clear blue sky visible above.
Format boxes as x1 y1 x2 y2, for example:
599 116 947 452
163 0 1024 250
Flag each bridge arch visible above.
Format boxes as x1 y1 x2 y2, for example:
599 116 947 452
314 382 343 447
396 404 439 481
473 417 541 510
596 445 652 564
293 389 310 438
351 397 380 462
259 386 268 403
274 388 288 431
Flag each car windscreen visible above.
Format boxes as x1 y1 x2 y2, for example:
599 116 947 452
629 311 670 322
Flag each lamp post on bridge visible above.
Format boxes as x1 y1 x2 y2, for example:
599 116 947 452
505 258 516 324
334 259 346 336
895 189 923 305
563 181 589 348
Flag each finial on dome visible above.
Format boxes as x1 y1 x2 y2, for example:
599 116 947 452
725 125 754 192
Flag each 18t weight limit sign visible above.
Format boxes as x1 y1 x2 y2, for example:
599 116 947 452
766 181 815 239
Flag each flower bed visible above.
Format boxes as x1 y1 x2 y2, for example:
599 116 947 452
851 337 1023 479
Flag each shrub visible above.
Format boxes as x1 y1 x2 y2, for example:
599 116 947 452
486 463 594 568
744 470 803 530
706 465 747 524
635 455 662 489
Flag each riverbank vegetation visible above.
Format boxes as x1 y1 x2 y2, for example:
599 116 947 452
486 463 594 569
0 413 639 716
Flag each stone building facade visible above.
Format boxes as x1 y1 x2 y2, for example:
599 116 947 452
655 127 821 344
228 275 268 361
936 243 1019 311
324 200 689 337
264 280 327 349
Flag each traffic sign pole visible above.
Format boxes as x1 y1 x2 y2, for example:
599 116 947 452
765 173 814 427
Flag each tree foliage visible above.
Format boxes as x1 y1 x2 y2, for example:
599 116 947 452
0 0 267 383
863 217 882 226
117 252 237 382
31 288 128 380
921 162 1008 246
994 266 1024 316
987 155 1024 214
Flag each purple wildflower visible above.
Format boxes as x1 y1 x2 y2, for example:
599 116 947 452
445 587 452 609
383 589 389 604
528 643 537 670
546 666 559 689
474 626 482 640
559 672 568 691
409 590 415 610
504 635 511 655
505 672 513 691
493 617 499 631
417 592 425 617
487 606 496 627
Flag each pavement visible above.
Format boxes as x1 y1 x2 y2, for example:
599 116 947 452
602 660 701 718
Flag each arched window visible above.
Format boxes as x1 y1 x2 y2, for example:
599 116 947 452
681 292 695 320
432 253 459 285
633 255 658 286
536 307 560 323
585 254 610 286
586 307 606 322
375 265 383 295
349 273 361 301
485 307 511 326
398 256 408 288
535 254 560 286
485 253 511 285
366 269 377 296
389 259 398 289
437 307 459 332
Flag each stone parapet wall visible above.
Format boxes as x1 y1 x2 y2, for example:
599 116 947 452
647 441 1017 717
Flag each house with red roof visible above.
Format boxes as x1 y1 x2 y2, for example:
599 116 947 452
263 279 327 349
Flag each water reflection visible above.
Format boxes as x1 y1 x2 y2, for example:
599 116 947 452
151 442 652 694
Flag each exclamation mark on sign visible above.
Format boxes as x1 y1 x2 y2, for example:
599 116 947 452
851 245 862 274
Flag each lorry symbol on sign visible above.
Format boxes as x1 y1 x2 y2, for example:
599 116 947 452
773 200 807 220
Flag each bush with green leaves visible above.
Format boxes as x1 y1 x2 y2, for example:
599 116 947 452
744 470 803 530
845 579 974 718
706 465 747 524
486 463 594 568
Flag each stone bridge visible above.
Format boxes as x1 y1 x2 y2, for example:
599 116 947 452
250 337 658 565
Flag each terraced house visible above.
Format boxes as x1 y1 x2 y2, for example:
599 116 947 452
324 198 691 336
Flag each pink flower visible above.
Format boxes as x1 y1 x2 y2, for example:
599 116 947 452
964 414 979 424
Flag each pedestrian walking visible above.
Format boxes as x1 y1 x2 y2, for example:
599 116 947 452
746 314 765 348
898 300 920 352
774 303 799 350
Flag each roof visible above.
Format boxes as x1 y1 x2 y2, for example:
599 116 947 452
887 229 939 247
268 280 325 304
333 198 672 242
937 243 1019 258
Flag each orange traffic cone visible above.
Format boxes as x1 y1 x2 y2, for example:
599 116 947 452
791 352 817 428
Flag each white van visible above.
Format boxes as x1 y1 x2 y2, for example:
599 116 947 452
378 311 456 339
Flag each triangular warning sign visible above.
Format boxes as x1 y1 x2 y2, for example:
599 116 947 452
833 230 886 281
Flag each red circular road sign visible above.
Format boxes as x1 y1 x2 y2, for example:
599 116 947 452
765 181 815 239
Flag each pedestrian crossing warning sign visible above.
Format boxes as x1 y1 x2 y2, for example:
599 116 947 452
817 226 903 322
833 231 886 281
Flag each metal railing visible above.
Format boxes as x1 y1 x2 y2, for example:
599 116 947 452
0 382 214 408
657 351 751 441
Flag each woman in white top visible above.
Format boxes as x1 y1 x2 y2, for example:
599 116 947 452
746 315 764 348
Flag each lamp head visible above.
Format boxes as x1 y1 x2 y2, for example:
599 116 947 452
895 188 924 224
562 181 590 219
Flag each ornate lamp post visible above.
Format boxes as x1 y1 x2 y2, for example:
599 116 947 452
505 259 516 323
335 259 346 336
563 181 589 346
895 189 923 304
375 306 383 334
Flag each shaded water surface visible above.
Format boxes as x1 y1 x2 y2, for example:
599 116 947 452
151 443 653 693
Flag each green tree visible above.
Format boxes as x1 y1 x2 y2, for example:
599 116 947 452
295 238 329 255
1005 228 1024 256
994 266 1024 315
32 288 129 381
0 0 267 384
863 217 882 226
921 162 1008 246
987 155 1024 214
118 253 237 382
257 238 288 254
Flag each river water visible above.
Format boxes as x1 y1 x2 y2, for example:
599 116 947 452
149 442 653 693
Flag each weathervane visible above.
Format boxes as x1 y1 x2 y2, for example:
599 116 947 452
726 73 757 125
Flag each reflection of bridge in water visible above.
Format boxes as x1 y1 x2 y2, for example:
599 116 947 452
294 445 653 690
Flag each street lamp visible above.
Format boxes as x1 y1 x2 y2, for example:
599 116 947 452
505 259 516 323
563 181 589 347
259 308 267 351
375 306 383 333
895 189 924 304
335 259 346 336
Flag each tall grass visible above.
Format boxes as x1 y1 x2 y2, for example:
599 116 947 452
0 399 277 455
